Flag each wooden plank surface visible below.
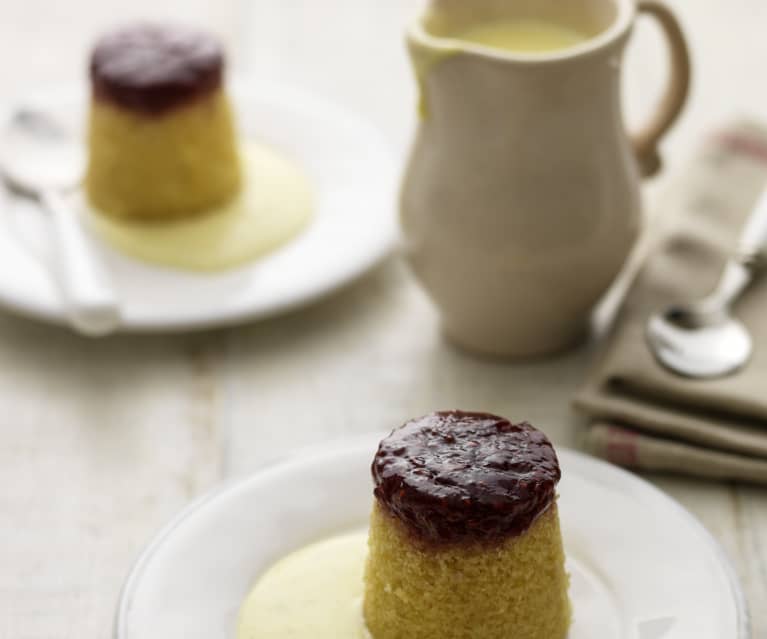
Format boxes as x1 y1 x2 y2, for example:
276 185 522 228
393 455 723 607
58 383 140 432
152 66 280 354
0 315 225 637
0 1 765 638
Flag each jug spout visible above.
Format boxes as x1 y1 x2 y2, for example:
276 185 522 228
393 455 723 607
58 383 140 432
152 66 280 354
407 0 632 120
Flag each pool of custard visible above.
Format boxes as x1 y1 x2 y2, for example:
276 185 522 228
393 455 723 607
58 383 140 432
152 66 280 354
86 141 313 272
237 531 370 639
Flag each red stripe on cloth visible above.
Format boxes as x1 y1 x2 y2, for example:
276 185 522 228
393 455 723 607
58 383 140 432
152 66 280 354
716 131 767 165
604 426 639 467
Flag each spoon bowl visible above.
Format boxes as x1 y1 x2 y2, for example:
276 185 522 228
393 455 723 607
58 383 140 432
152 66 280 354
646 311 753 379
0 109 83 193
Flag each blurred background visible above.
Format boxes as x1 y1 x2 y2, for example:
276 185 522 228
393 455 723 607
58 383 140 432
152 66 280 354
3 0 767 169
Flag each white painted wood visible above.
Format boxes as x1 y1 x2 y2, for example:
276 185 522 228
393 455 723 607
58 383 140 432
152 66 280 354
0 314 224 638
0 1 765 638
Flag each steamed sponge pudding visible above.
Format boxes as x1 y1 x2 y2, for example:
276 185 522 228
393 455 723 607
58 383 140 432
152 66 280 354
363 411 571 639
85 23 242 220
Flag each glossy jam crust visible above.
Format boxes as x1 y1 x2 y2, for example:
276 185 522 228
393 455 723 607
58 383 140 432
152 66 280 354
372 411 561 545
90 22 224 115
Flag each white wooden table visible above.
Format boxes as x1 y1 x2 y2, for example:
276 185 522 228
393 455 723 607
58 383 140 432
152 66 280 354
0 1 765 637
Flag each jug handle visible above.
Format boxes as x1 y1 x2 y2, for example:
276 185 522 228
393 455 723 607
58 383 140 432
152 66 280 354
631 1 691 178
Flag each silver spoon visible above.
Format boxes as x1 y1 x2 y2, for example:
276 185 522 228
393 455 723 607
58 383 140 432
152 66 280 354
646 188 767 379
0 109 121 336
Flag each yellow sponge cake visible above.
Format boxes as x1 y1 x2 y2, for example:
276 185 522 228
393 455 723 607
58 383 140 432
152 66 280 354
85 22 242 220
363 411 571 639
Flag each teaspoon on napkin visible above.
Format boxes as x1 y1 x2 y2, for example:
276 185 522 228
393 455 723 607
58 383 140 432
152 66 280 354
646 187 767 378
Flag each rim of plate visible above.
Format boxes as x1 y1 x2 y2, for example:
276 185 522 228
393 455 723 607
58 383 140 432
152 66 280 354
112 437 751 639
0 80 399 333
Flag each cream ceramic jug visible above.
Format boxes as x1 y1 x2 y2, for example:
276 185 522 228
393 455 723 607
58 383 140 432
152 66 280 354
401 0 690 357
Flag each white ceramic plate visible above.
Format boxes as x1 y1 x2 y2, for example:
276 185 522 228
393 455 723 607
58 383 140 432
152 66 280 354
0 82 397 332
115 435 750 639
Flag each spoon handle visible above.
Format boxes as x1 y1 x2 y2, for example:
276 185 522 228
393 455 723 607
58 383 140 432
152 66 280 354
739 188 767 261
696 189 767 315
42 189 121 336
701 261 751 313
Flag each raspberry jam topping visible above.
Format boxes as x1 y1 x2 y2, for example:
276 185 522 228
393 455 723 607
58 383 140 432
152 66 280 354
91 22 224 115
372 411 560 545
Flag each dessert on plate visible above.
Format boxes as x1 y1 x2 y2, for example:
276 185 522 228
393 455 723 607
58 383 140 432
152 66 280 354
364 410 571 639
237 410 570 639
86 22 242 220
82 21 313 272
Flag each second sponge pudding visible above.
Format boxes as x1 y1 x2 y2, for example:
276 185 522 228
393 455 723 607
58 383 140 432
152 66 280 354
364 411 571 639
86 22 242 220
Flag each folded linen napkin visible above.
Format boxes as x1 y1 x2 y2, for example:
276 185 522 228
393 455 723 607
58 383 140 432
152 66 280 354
575 121 767 484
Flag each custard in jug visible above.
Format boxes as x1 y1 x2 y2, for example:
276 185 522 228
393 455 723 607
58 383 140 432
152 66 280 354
457 19 589 53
